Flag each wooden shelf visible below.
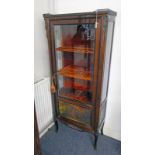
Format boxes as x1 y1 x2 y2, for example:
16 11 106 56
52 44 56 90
59 88 92 103
63 81 91 91
56 47 94 54
59 65 92 81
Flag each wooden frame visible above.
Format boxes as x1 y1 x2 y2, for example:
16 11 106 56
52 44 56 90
43 9 116 150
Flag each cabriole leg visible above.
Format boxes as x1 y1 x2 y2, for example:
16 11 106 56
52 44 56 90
55 120 58 132
94 133 99 150
101 123 104 135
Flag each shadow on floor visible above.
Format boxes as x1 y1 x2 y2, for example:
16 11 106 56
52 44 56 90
41 122 121 155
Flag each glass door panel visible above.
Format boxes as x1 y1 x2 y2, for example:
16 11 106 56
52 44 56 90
59 101 92 126
54 24 95 103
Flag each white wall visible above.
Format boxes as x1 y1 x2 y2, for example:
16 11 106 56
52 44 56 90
49 0 121 140
34 0 50 82
34 0 54 136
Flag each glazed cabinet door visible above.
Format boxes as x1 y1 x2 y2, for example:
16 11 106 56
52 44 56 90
50 18 101 129
52 19 100 104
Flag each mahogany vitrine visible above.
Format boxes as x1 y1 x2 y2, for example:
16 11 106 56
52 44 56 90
43 9 116 149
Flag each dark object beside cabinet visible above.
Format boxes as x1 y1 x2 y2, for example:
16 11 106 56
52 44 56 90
34 105 41 155
43 9 116 149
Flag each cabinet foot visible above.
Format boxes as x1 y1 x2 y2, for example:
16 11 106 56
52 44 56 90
94 133 99 150
55 120 58 132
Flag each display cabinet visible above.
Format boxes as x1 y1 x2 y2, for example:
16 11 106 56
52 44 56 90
43 9 116 149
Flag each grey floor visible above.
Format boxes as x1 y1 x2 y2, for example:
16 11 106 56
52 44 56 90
41 122 121 155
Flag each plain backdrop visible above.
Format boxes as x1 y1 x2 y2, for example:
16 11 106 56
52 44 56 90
34 0 121 140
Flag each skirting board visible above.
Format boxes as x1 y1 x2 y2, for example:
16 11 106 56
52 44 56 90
103 126 121 141
40 122 55 138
